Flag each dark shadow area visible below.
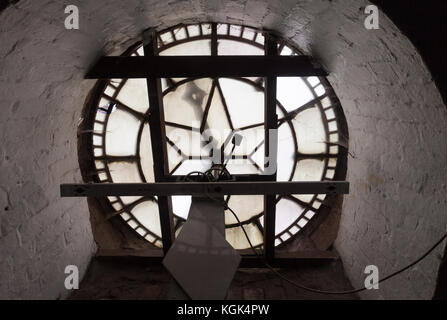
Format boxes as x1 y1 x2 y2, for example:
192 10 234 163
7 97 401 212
69 253 358 300
0 0 18 12
433 242 447 299
371 0 447 104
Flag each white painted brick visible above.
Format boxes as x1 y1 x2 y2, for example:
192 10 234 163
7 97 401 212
0 0 445 300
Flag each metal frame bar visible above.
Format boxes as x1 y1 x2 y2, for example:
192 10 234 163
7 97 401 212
161 174 278 182
60 181 349 197
263 33 279 262
143 29 175 254
85 56 327 79
95 249 339 267
211 22 218 56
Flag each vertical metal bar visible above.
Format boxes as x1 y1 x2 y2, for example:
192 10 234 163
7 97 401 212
143 28 175 254
211 23 218 56
263 32 278 263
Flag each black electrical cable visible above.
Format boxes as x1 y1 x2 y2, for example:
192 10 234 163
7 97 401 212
225 203 447 295
219 143 236 178
183 168 447 295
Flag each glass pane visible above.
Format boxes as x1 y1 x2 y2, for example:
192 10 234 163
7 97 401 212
172 196 191 219
329 133 339 143
307 76 320 87
187 24 201 37
105 109 140 156
328 120 338 132
131 201 161 237
292 107 326 154
94 147 103 157
249 144 265 172
242 28 257 40
233 127 264 156
164 78 213 127
229 25 242 37
104 85 116 97
93 121 104 133
95 160 105 170
326 169 335 179
321 96 332 108
280 46 293 56
92 134 102 147
225 223 263 250
136 46 144 56
330 145 339 155
255 33 264 45
160 31 174 44
160 40 211 56
108 161 141 182
218 40 264 55
280 233 291 242
325 108 336 120
219 78 264 129
314 84 326 96
95 110 106 122
289 225 300 235
328 158 337 167
276 123 295 181
293 159 325 181
225 196 263 225
108 161 143 204
166 142 184 172
166 126 193 157
139 123 155 182
277 77 314 112
226 160 260 174
217 23 228 35
292 159 325 203
173 26 187 40
204 87 232 149
116 79 150 113
275 198 304 235
201 23 212 35
172 159 212 175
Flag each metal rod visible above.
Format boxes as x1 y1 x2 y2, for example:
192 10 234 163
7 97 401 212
95 248 339 267
143 28 175 254
85 56 327 79
263 33 279 263
60 181 349 197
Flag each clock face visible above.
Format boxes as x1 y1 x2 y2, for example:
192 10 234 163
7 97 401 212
84 22 348 250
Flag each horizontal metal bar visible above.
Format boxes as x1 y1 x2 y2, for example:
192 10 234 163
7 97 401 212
95 249 338 268
240 250 339 267
60 181 349 197
85 56 328 79
163 174 274 182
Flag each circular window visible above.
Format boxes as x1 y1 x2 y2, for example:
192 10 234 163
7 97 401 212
79 23 348 250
